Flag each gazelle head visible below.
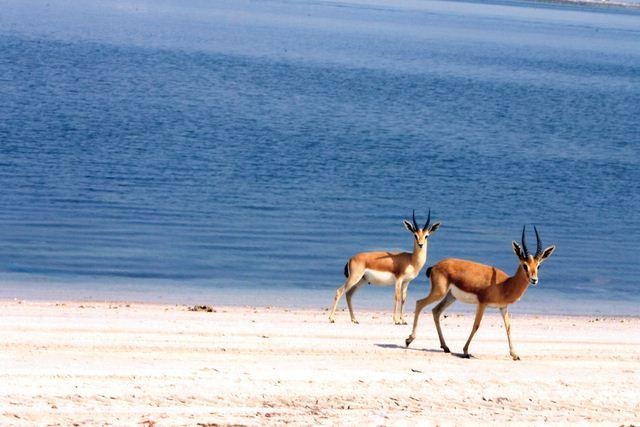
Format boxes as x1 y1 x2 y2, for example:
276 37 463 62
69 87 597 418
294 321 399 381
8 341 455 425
512 225 556 285
403 209 441 249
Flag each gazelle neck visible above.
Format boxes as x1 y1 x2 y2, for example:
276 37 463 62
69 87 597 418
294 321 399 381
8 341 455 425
503 264 530 303
411 241 427 269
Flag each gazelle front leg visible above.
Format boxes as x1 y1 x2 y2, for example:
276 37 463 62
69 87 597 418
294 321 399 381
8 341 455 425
399 281 410 325
393 278 403 325
462 303 486 358
500 307 520 360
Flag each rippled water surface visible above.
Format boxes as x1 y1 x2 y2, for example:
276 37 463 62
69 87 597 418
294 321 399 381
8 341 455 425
1 0 639 314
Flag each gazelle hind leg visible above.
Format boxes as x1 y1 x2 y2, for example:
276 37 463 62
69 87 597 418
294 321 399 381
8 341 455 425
462 304 487 358
329 267 364 323
500 307 520 360
432 291 456 353
405 273 448 346
345 279 366 324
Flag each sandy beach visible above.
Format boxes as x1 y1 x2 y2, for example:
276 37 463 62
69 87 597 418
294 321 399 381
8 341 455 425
1 300 638 425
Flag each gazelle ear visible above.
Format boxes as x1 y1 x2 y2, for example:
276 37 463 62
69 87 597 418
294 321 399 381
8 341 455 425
403 220 415 233
512 241 524 260
426 222 441 235
538 245 556 263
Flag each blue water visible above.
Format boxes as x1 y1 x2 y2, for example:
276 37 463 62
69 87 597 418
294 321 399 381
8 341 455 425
1 0 639 315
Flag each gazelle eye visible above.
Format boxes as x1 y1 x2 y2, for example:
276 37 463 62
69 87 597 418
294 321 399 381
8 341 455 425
523 264 529 272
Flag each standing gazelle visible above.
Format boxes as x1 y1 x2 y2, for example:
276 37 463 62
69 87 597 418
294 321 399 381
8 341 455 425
406 225 555 360
329 210 441 325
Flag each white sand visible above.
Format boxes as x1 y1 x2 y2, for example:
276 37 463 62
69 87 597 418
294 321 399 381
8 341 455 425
1 300 639 425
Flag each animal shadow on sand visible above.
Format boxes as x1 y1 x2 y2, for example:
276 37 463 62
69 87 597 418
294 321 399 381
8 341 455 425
375 343 477 359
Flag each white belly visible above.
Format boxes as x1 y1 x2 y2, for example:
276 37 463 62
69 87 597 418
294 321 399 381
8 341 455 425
449 284 479 304
363 269 396 286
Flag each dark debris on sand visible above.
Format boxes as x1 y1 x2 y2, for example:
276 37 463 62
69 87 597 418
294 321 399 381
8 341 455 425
189 305 216 313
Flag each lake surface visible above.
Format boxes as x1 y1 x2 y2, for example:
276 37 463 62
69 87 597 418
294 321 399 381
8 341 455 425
1 0 639 315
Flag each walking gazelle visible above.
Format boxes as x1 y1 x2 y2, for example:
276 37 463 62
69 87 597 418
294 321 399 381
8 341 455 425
406 225 555 360
329 210 441 325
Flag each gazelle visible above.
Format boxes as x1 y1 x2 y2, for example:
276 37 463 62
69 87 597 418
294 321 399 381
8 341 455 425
329 210 441 325
405 225 555 360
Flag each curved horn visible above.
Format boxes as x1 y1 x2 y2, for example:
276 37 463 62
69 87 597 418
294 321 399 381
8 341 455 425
521 225 530 258
423 208 431 231
534 225 543 258
412 210 419 231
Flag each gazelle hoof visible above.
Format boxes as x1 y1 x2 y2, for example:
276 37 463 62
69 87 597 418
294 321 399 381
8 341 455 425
462 353 471 359
351 320 359 324
329 318 335 323
442 346 450 353
511 354 521 361
405 336 414 347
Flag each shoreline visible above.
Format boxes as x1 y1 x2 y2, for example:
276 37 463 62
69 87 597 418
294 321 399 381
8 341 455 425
2 279 639 317
2 300 639 424
3 297 640 320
